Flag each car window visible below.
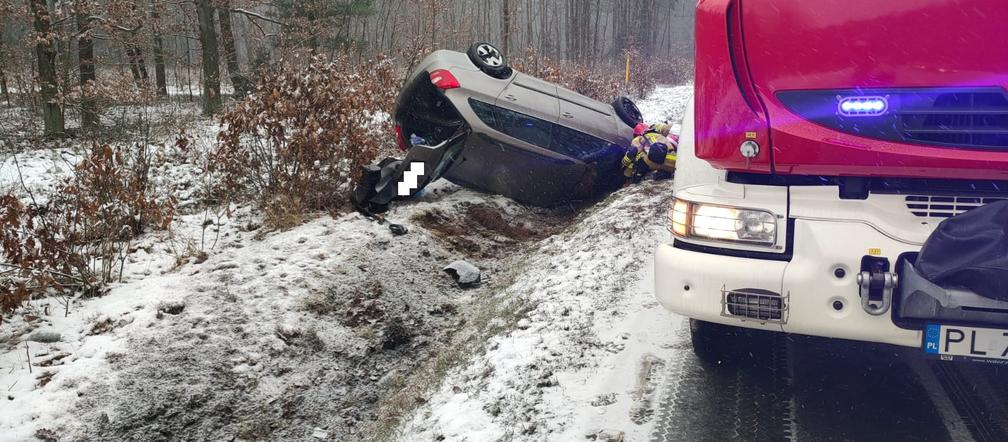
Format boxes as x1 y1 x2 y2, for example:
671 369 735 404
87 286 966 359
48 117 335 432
492 105 554 150
469 98 498 128
551 124 616 161
470 98 551 149
468 99 618 162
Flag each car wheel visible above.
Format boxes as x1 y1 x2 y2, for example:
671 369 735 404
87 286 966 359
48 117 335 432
689 319 740 364
613 96 644 128
467 43 512 79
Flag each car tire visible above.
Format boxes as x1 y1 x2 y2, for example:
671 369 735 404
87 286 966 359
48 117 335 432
689 319 739 364
467 43 512 79
613 96 644 128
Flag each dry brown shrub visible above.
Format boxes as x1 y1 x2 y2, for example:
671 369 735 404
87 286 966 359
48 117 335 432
0 144 175 320
640 55 694 89
261 193 307 231
212 54 399 220
398 36 434 84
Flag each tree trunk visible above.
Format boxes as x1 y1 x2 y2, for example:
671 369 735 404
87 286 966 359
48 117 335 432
592 0 602 63
0 39 10 106
138 55 150 86
125 46 142 87
0 64 9 107
378 0 390 51
150 0 168 97
217 6 239 75
429 1 436 49
196 0 222 115
217 4 250 98
185 37 194 102
76 11 98 131
526 0 533 51
501 0 510 54
28 0 64 137
130 44 150 88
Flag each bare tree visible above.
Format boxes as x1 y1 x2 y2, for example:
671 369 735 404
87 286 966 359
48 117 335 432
28 0 64 137
149 0 168 97
75 2 98 131
195 0 221 115
0 39 9 106
217 2 251 98
501 0 510 54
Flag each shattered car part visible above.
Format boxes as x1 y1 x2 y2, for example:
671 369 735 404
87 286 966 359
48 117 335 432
443 260 481 287
388 224 408 236
352 129 468 215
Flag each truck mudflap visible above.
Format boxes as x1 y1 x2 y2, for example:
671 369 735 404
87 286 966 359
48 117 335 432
896 258 1008 327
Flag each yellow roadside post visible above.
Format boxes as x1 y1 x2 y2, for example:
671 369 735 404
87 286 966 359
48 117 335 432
625 52 631 86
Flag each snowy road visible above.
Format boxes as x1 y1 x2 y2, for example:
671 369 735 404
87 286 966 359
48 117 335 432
651 326 1008 442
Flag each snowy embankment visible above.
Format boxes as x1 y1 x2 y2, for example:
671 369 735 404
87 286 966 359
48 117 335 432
0 179 569 441
0 84 692 441
398 85 694 441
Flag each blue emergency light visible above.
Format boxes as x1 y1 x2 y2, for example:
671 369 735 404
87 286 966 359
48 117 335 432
838 96 889 117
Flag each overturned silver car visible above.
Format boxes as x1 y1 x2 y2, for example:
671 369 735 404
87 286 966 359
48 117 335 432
354 43 644 212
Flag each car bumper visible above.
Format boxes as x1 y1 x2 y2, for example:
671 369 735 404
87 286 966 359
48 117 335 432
655 217 923 348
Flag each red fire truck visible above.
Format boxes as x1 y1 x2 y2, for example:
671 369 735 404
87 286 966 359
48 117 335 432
656 0 1008 363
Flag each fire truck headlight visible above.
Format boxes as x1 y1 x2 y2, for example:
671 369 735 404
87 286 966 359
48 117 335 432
669 198 778 246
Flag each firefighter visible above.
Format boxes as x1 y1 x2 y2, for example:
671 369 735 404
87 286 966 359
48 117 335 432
623 122 678 184
632 122 673 147
652 122 673 137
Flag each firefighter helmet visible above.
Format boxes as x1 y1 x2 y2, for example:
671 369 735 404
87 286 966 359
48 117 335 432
648 143 669 165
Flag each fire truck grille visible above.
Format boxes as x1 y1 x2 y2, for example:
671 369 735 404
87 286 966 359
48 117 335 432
905 195 1008 218
898 90 1008 149
721 288 788 324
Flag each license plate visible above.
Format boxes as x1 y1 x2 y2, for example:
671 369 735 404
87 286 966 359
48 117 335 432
923 324 1008 364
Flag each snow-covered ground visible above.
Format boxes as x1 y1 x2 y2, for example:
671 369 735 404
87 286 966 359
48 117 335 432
0 84 693 441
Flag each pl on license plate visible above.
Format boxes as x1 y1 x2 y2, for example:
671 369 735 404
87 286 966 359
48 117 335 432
923 324 1008 364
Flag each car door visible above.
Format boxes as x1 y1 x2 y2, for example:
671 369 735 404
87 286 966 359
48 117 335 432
556 86 617 141
496 73 560 123
554 87 625 193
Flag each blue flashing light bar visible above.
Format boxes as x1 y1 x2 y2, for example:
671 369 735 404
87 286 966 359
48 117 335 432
838 96 889 117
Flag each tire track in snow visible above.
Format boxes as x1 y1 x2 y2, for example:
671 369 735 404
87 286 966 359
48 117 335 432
926 360 1008 442
650 327 792 442
651 331 977 442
